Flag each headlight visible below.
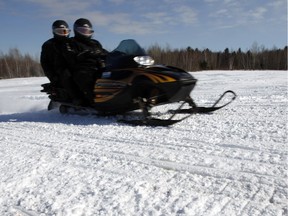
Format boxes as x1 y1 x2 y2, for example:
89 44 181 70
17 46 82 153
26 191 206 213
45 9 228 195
133 56 155 66
101 71 111 78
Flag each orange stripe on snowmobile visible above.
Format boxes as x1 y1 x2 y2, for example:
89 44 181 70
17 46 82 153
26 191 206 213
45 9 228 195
144 74 176 83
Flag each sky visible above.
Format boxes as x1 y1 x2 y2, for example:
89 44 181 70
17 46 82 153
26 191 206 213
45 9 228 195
0 0 287 57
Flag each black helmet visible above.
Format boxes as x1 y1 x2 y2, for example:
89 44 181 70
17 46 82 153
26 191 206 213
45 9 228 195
73 18 94 39
52 20 70 37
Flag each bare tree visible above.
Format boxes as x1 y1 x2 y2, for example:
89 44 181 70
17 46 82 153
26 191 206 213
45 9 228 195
0 48 44 78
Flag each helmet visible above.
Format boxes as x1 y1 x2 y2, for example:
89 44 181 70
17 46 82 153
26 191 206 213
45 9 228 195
52 20 70 37
73 18 94 39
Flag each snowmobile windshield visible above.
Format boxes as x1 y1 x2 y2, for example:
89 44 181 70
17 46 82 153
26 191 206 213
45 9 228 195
112 39 146 56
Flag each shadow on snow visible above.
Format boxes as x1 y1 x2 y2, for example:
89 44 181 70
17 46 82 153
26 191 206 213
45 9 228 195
0 110 119 126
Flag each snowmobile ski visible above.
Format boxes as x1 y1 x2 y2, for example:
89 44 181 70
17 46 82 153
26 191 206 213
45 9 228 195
169 90 237 114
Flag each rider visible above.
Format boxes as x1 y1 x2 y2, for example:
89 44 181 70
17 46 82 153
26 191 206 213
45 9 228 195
67 18 108 103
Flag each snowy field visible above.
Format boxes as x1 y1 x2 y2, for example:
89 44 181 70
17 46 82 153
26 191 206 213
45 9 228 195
0 70 287 216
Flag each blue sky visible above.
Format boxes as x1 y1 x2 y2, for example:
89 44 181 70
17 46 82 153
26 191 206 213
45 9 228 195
0 0 287 56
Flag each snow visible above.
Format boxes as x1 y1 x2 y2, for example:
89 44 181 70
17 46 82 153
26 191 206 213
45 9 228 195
0 70 287 216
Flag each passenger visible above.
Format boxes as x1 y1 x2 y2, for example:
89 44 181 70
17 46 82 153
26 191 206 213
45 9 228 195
41 20 80 103
67 18 108 103
40 20 71 86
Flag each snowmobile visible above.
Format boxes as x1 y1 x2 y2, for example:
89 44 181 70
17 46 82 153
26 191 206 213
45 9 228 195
41 39 236 126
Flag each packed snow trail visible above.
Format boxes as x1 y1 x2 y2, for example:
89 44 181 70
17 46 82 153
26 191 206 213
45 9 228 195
0 71 287 216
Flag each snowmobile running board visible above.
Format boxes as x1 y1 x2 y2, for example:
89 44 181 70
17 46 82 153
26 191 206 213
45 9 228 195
48 101 182 126
118 118 182 127
47 90 236 127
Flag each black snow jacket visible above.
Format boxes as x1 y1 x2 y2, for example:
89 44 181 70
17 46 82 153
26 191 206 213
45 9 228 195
63 37 108 100
40 37 72 85
67 37 108 75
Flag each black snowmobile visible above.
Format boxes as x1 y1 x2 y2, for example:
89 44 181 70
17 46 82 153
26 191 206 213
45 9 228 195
41 39 236 126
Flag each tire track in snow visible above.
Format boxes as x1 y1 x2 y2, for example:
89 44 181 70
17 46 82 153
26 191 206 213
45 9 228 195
1 122 287 183
2 121 287 183
1 121 287 212
2 123 287 185
8 119 287 166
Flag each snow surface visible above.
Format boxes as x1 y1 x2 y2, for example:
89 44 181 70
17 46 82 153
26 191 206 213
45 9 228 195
0 70 287 216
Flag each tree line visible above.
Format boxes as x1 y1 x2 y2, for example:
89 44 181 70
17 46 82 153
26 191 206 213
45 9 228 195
0 44 287 79
0 48 42 79
147 43 287 71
